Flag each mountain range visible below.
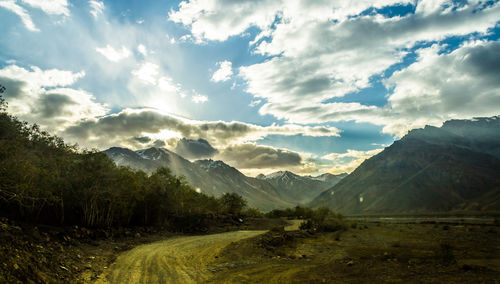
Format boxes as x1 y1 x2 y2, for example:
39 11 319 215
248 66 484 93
257 171 346 204
310 116 500 214
104 147 345 211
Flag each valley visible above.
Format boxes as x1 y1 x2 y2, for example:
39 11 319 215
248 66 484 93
104 147 346 210
95 218 500 283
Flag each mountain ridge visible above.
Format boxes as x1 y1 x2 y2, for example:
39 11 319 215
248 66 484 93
104 147 346 211
310 116 500 214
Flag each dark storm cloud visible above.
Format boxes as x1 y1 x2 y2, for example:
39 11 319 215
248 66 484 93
153 140 166 147
0 78 25 99
217 144 302 169
133 136 152 143
464 41 500 79
38 93 76 118
174 138 218 160
61 109 339 149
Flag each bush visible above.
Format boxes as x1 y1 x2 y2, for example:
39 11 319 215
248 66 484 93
438 242 455 264
318 218 346 232
219 193 247 215
243 208 264 218
298 207 346 232
299 220 313 230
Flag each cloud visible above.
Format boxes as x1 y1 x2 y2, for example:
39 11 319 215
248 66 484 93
249 100 262 107
60 108 340 149
21 0 69 16
174 138 218 160
89 0 104 19
137 44 148 56
211 60 233 82
213 143 323 176
169 0 282 42
169 0 413 42
383 40 500 136
322 148 384 174
0 0 39 31
133 136 152 144
131 62 159 84
0 65 108 132
191 93 208 103
241 2 500 127
171 0 500 136
216 143 302 169
96 45 132 62
1 0 70 31
0 64 85 89
323 149 384 161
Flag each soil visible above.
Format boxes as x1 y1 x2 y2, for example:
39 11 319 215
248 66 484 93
0 216 287 283
209 220 500 283
2 218 498 283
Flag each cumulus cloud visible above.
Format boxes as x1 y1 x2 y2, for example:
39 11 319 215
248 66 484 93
241 2 500 127
169 0 282 42
216 143 302 169
0 65 108 132
89 0 104 19
171 0 500 136
60 108 340 149
383 40 500 136
133 136 152 144
169 0 412 42
249 100 262 107
191 93 208 104
213 143 322 176
211 60 233 82
0 0 38 31
174 138 218 160
137 44 148 56
322 148 384 174
21 0 69 16
131 62 159 84
96 45 132 62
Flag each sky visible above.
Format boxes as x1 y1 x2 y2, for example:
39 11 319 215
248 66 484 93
0 0 499 176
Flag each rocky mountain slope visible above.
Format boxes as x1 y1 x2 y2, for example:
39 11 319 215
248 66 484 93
104 147 294 210
310 116 500 214
257 171 346 204
104 147 347 211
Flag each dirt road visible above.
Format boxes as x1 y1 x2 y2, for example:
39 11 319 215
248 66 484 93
95 221 301 283
95 230 265 283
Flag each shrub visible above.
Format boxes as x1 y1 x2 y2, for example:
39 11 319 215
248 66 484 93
299 220 313 230
439 242 455 264
298 207 346 232
243 208 263 218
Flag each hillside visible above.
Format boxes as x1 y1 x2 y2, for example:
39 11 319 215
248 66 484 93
104 147 294 210
310 116 500 214
257 171 346 204
104 147 347 211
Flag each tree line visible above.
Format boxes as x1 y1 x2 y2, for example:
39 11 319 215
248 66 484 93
0 96 247 230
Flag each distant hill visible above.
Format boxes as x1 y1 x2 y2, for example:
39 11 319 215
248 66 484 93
310 116 500 214
104 147 294 210
104 147 347 211
257 171 346 204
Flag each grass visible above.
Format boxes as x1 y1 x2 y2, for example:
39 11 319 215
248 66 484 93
207 220 500 283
